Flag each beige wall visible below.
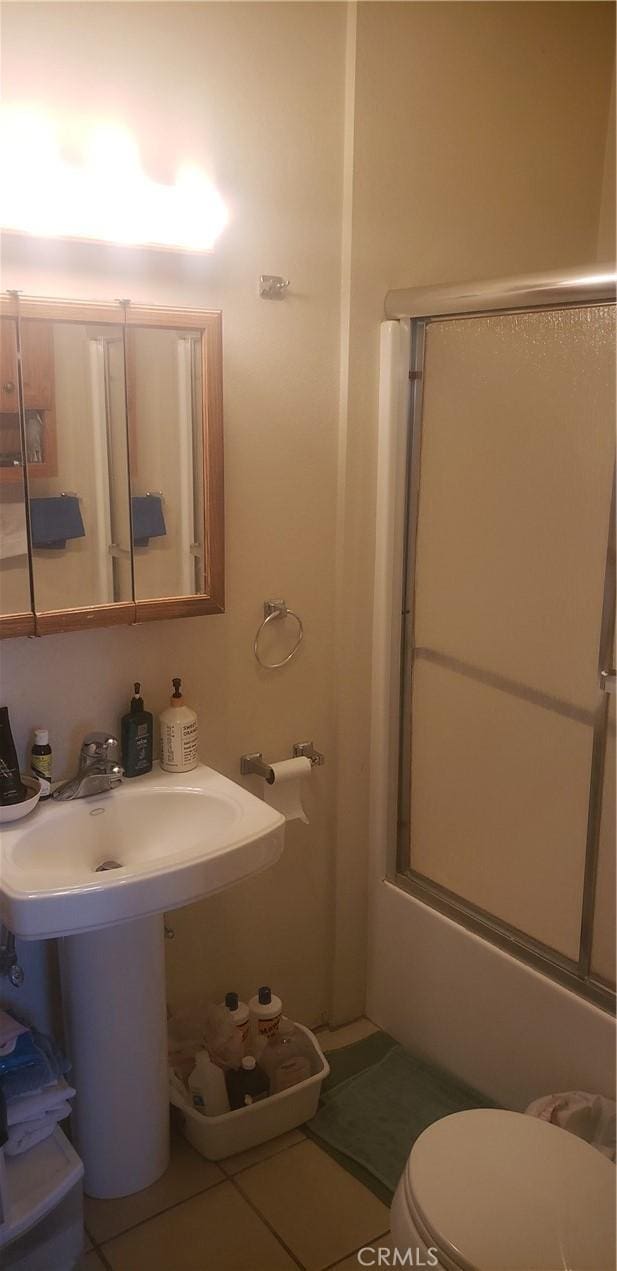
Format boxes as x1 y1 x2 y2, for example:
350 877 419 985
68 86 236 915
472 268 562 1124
0 3 614 1028
335 1 615 1017
598 67 616 261
0 1 346 1027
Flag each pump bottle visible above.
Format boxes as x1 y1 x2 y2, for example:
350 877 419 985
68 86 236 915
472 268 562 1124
160 678 198 773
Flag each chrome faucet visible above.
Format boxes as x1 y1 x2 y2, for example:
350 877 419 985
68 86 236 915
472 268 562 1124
53 732 123 801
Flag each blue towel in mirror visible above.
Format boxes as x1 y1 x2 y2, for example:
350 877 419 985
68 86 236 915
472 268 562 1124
132 495 166 547
29 496 85 550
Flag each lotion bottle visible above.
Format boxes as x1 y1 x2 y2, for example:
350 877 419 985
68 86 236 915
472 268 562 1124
160 678 198 773
31 728 52 800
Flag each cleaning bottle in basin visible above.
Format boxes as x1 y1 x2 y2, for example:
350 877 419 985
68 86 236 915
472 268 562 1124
225 1056 269 1109
159 678 198 773
223 992 251 1049
260 1019 313 1094
248 986 283 1054
188 1050 230 1117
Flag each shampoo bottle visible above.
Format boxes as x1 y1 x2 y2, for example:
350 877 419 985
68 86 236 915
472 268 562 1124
121 683 153 778
159 678 198 773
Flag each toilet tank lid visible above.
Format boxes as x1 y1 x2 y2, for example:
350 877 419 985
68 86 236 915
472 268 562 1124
405 1108 616 1271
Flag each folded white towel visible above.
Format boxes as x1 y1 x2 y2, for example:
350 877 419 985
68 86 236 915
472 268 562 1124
526 1091 616 1162
0 1008 29 1056
7 1078 76 1126
5 1104 72 1156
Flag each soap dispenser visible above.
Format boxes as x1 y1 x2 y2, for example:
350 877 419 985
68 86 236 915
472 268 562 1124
121 683 153 778
159 678 198 773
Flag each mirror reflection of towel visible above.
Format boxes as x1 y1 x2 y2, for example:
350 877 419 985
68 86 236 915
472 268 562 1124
30 496 85 550
132 495 166 547
0 502 28 560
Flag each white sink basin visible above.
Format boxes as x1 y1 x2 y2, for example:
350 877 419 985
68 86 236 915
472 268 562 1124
0 760 287 1201
0 763 285 940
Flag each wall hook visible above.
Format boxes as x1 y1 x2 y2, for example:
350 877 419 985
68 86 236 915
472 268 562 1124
259 275 290 300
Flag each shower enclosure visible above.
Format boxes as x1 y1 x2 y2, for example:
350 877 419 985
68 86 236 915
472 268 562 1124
370 268 616 1049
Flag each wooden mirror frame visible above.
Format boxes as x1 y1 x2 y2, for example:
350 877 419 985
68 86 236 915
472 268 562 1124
0 295 224 638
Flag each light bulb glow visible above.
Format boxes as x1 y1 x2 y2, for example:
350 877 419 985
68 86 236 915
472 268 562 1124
0 107 228 251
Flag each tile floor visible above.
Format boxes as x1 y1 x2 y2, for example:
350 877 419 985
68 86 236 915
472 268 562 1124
79 1020 391 1271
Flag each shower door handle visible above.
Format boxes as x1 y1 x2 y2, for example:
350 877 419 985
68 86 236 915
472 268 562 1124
600 670 616 693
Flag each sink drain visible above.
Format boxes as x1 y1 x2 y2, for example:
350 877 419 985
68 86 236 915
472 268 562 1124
95 859 122 872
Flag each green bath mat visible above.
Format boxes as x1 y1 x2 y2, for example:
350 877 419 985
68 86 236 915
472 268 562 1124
308 1036 497 1199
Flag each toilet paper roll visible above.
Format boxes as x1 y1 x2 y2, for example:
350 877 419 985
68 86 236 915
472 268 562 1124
263 757 312 824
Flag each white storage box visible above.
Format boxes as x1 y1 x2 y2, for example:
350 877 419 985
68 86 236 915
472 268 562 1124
170 1023 330 1160
0 1127 84 1270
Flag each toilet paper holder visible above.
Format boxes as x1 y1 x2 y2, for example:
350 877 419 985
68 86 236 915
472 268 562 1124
292 741 325 766
240 741 324 782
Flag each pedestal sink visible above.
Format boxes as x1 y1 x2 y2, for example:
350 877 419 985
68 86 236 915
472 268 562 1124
0 764 285 1198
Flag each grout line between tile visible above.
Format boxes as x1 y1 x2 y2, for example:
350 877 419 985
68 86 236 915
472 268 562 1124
218 1132 307 1179
231 1172 306 1271
91 1245 114 1271
321 1230 391 1271
93 1174 229 1247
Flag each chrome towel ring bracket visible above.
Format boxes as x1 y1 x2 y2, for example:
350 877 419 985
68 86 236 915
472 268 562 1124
253 599 304 670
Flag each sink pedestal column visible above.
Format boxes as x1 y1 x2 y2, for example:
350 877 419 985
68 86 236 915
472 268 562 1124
60 914 169 1198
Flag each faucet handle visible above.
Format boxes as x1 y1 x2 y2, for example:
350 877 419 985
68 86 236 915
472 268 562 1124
80 732 120 764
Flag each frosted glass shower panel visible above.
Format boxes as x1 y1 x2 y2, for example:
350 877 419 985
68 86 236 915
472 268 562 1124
410 658 592 958
405 300 615 968
414 306 616 712
591 694 616 987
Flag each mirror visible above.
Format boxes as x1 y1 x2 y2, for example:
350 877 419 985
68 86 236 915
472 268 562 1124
22 316 132 615
0 297 224 637
127 325 205 602
0 316 33 631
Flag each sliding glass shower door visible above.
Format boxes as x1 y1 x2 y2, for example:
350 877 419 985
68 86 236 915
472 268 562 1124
399 302 615 1004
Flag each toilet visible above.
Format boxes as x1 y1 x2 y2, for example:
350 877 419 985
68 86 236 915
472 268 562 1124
391 1108 616 1271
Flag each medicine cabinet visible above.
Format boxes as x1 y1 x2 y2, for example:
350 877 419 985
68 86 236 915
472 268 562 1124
0 295 224 637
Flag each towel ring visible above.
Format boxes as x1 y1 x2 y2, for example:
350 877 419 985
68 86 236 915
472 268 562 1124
253 599 304 670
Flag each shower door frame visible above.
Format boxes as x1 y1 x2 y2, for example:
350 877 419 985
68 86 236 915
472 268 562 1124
385 267 616 1014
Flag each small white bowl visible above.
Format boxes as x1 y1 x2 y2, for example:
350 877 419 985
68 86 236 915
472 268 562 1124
0 775 41 825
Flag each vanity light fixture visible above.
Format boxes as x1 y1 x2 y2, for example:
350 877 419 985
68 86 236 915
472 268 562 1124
0 108 228 252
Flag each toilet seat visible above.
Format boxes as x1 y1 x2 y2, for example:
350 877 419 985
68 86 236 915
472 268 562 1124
395 1108 616 1271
